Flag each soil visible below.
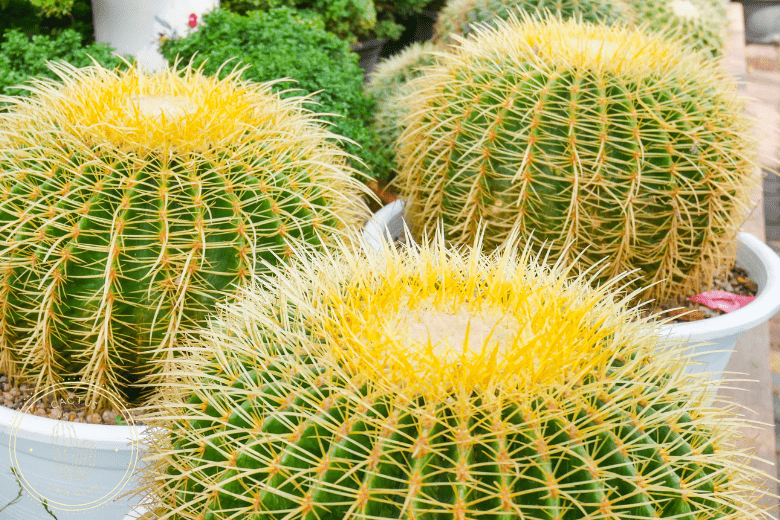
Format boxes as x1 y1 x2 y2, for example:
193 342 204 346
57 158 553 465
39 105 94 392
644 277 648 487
0 375 145 425
647 265 758 324
366 177 400 213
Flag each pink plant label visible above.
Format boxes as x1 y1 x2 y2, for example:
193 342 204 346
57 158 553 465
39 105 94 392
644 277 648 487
189 14 198 28
688 290 755 313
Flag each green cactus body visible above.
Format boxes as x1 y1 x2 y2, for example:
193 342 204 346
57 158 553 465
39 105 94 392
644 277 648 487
0 64 366 404
626 0 727 56
139 232 771 520
433 0 479 42
397 16 757 302
366 42 440 177
434 0 627 42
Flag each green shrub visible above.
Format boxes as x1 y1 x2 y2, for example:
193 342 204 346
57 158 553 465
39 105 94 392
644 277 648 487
27 0 74 16
221 0 432 41
0 29 128 99
160 8 393 180
0 0 94 42
221 0 378 41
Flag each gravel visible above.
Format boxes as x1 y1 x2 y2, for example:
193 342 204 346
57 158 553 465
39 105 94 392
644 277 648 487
0 375 144 425
648 265 758 324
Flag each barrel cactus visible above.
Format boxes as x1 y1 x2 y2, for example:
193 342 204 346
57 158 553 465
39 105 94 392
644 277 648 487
397 16 757 303
433 0 478 42
366 41 440 178
625 0 727 56
137 231 771 520
433 0 628 42
0 63 367 405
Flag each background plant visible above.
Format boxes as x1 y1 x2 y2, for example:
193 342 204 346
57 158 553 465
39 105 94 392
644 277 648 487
624 0 727 57
0 28 127 100
0 0 94 41
433 0 627 42
160 7 393 181
222 0 436 41
137 230 772 520
0 64 367 406
397 16 758 303
365 41 440 181
221 0 379 41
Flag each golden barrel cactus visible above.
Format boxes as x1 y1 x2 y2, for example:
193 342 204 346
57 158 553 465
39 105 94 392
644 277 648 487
138 231 772 520
625 0 728 57
366 42 441 177
397 16 758 303
433 0 629 43
0 64 367 404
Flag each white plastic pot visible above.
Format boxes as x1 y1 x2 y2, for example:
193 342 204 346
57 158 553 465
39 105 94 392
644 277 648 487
660 232 780 379
92 0 219 71
363 203 780 379
0 404 146 519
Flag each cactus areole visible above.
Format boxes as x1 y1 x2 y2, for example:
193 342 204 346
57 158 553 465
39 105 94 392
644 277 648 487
398 16 757 303
140 233 770 520
0 64 365 405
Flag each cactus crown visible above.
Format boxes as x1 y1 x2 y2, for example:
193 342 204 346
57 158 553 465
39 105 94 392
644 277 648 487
0 63 366 405
324 235 621 399
22 63 305 153
138 231 771 520
397 15 757 302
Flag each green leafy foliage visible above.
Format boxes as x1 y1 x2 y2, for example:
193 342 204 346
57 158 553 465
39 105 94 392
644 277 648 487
160 8 393 180
222 0 433 40
0 0 94 41
26 0 74 16
221 0 378 41
0 29 128 99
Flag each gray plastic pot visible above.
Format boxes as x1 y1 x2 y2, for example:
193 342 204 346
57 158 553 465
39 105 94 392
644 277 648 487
0 403 146 519
363 202 780 379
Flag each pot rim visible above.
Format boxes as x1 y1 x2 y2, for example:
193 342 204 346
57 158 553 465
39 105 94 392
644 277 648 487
0 402 147 447
660 231 780 340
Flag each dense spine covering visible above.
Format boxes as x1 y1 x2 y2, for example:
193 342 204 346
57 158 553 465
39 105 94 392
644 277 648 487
625 0 727 57
433 0 479 42
433 0 627 42
397 16 757 302
159 8 394 182
0 64 367 404
138 231 772 520
365 42 440 178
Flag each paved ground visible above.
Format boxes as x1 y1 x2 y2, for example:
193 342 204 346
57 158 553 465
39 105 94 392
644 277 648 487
744 39 780 494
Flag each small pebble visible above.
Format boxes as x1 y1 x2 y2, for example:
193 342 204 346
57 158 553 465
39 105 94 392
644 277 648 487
49 408 62 420
87 413 102 424
102 410 117 423
737 276 758 293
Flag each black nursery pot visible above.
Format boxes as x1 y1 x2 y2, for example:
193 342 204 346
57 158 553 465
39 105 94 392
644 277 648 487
413 10 437 43
352 38 387 78
381 10 439 59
